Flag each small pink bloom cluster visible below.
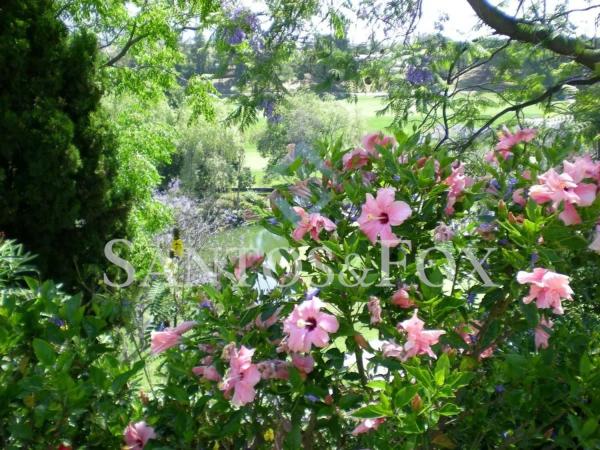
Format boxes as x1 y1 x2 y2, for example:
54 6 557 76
292 206 336 241
529 155 600 225
517 267 574 350
382 310 445 361
391 285 415 309
456 321 494 359
343 148 371 170
496 127 537 160
362 132 397 155
341 132 397 171
352 417 385 436
123 421 156 450
443 163 473 215
150 321 196 354
433 222 455 242
233 251 265 280
192 355 221 382
368 296 382 325
221 345 262 406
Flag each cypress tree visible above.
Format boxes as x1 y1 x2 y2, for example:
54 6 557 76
0 0 131 286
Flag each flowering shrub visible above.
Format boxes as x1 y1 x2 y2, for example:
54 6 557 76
4 127 600 448
133 128 600 449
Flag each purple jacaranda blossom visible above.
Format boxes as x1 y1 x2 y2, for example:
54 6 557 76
49 317 65 327
305 394 319 403
228 27 246 45
406 65 434 85
230 7 260 31
467 292 476 306
200 299 214 310
530 252 539 267
260 99 282 123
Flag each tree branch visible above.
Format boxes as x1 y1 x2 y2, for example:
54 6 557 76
103 25 148 67
547 5 600 22
451 40 512 82
459 75 600 151
466 0 600 70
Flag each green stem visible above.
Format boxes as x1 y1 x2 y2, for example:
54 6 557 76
131 331 157 399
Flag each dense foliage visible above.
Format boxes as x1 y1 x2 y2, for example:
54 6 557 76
257 92 362 174
0 240 138 448
135 129 600 449
2 1 600 448
0 0 129 285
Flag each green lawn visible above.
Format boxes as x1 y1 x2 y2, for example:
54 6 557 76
241 93 561 187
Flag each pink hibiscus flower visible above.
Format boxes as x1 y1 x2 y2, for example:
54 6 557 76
123 421 156 450
257 360 289 380
368 296 382 325
233 252 264 280
496 126 536 157
352 418 385 436
391 286 415 308
171 320 197 335
563 154 600 183
443 163 473 215
516 268 574 314
283 297 339 352
512 188 527 207
291 354 315 375
397 310 446 360
221 346 261 406
534 317 553 350
381 341 405 359
362 132 397 155
150 331 180 354
342 148 371 170
292 207 336 241
192 365 222 382
529 168 597 225
150 321 196 354
357 188 412 247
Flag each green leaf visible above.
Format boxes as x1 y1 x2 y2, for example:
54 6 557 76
221 410 244 437
580 353 592 377
581 418 598 438
338 393 364 410
394 385 419 409
352 403 393 418
438 402 462 416
404 365 433 391
111 360 145 393
32 338 56 366
434 353 450 386
367 380 388 391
